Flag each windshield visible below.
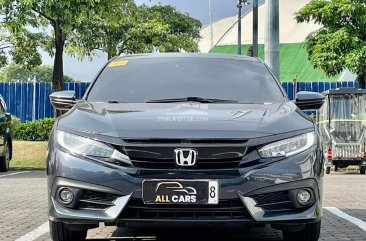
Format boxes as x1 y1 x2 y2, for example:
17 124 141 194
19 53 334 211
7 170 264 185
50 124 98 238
87 57 285 103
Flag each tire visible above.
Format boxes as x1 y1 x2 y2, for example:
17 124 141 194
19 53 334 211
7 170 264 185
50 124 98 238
49 220 87 241
325 166 331 174
283 221 321 241
0 142 10 172
360 166 366 175
334 165 338 172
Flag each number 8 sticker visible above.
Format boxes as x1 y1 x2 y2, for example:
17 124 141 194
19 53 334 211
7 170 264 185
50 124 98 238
208 180 219 204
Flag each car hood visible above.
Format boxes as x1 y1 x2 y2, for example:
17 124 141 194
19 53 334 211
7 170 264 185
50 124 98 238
57 101 314 139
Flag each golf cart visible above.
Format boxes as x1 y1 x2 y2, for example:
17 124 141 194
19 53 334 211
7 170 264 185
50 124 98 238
317 88 366 174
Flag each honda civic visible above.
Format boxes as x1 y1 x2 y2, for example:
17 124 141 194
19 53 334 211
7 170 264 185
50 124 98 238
47 53 325 241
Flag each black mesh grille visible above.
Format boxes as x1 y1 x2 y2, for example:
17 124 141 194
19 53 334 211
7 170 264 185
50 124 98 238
78 202 112 210
259 202 293 212
119 198 250 220
78 190 119 210
251 191 293 212
252 191 289 204
82 191 119 203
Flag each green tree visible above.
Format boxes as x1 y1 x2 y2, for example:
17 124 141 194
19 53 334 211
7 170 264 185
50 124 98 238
0 64 75 82
0 0 126 94
0 25 42 69
147 5 202 52
70 3 202 59
296 0 366 88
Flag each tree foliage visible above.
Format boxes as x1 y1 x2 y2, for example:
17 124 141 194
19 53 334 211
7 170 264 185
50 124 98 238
296 0 366 87
0 0 126 94
0 63 74 82
70 3 202 59
0 0 202 100
0 26 42 69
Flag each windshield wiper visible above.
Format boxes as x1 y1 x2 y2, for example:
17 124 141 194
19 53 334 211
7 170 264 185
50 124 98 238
146 97 238 103
107 100 126 103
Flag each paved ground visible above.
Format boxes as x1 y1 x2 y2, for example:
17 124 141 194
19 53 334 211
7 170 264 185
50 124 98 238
0 170 365 241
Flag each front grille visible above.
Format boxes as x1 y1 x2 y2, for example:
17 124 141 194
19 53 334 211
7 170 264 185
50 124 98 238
251 191 293 212
120 198 250 220
120 138 249 169
78 190 119 210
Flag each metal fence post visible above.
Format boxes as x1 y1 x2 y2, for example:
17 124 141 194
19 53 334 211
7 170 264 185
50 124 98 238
32 77 36 121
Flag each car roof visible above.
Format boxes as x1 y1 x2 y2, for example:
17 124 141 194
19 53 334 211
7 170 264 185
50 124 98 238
112 53 261 63
323 88 366 95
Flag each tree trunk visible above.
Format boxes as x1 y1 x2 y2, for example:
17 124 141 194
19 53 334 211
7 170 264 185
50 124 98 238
107 51 114 60
357 73 366 89
53 20 66 116
107 35 117 60
107 45 117 60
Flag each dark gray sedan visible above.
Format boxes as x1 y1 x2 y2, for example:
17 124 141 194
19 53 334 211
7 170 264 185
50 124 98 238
47 53 325 241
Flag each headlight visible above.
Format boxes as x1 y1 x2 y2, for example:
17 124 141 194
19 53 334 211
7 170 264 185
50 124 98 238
56 130 131 165
258 132 316 158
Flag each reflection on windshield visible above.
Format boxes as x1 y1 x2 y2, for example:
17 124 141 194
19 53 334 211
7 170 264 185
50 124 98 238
318 94 366 142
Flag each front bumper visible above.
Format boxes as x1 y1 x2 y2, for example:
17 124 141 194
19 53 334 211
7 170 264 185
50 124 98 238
48 146 323 226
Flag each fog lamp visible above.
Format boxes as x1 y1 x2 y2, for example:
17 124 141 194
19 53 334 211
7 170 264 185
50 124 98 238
297 190 311 205
59 188 74 204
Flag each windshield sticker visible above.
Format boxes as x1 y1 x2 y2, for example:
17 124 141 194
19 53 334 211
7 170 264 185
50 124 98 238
108 60 129 67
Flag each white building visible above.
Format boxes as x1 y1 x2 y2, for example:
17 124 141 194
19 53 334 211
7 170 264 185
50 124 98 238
199 0 356 82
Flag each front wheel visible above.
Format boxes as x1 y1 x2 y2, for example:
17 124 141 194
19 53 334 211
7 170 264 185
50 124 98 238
325 166 331 174
360 166 366 175
282 221 321 241
49 220 87 241
0 142 10 172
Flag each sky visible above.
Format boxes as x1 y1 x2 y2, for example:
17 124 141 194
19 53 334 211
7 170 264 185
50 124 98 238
42 0 257 82
136 0 245 26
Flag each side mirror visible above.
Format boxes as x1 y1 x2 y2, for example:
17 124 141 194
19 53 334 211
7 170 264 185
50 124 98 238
295 91 325 110
50 91 76 111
